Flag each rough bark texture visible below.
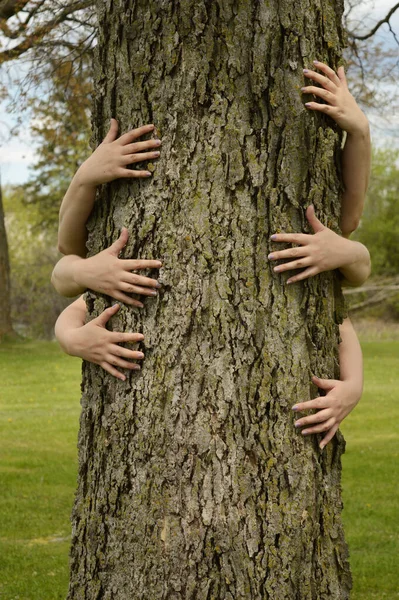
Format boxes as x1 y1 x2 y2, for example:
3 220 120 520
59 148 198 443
0 183 13 339
68 1 351 598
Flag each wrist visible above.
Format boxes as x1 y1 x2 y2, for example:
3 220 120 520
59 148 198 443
74 163 98 190
346 118 370 139
72 257 90 291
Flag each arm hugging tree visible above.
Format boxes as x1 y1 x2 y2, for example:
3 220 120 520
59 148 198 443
68 1 352 598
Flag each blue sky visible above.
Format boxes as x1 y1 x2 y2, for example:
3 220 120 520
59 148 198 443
0 0 398 186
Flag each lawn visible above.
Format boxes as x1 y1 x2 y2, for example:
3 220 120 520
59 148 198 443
0 340 397 599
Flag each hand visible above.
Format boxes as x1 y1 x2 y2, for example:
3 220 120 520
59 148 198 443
76 118 161 186
65 304 145 381
292 375 362 449
302 61 369 136
269 205 356 283
74 228 162 306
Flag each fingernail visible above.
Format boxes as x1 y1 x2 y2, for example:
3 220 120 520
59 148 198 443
155 139 161 146
287 279 293 285
301 87 306 91
155 282 162 288
313 60 319 64
292 405 299 411
294 421 302 428
150 290 157 296
120 375 126 381
137 352 144 359
305 103 312 107
274 266 281 272
268 253 275 260
145 171 152 177
138 335 144 340
137 303 144 308
134 365 141 370
303 69 309 73
320 444 325 451
302 430 309 435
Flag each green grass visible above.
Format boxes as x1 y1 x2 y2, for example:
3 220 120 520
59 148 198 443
0 342 81 600
341 341 399 599
0 340 398 599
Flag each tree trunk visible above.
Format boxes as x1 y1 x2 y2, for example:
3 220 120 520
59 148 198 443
0 182 14 340
68 1 351 598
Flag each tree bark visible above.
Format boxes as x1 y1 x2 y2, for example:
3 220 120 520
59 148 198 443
68 1 351 598
0 182 14 340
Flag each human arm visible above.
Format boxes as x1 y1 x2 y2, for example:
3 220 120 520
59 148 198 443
302 61 371 236
58 119 161 257
51 227 162 306
292 317 363 449
54 296 145 381
268 205 371 287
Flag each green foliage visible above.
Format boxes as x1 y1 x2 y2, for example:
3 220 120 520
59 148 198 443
3 186 69 339
354 148 399 276
24 60 92 229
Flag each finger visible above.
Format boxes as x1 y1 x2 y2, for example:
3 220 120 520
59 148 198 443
306 204 324 234
110 331 144 344
122 139 162 154
273 257 312 274
320 424 339 449
292 396 331 412
122 259 163 270
120 282 158 297
303 69 337 92
312 60 341 86
122 151 161 165
301 417 336 436
112 291 144 308
337 66 347 87
106 355 142 370
268 246 308 261
118 124 155 145
94 304 120 327
294 408 333 429
108 227 129 256
302 85 335 104
123 273 160 288
312 375 338 391
110 344 144 360
101 361 126 381
287 266 320 284
102 118 119 143
304 102 336 116
118 168 152 179
270 233 310 245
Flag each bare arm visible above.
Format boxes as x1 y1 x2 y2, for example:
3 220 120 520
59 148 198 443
52 228 162 306
269 205 371 287
292 317 363 449
302 61 371 236
55 298 145 381
58 119 161 256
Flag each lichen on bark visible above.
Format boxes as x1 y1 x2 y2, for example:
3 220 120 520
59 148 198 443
68 1 351 598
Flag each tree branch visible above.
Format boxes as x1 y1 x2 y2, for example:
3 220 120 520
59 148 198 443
349 2 399 41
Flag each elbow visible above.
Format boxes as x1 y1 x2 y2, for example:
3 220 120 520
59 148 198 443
341 217 361 238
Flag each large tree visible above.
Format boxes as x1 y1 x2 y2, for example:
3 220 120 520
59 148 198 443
0 181 13 339
67 1 352 598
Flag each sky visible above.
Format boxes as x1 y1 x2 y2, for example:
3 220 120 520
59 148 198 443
0 0 398 186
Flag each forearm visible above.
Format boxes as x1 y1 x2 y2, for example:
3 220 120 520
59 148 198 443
51 255 87 297
338 318 363 390
339 240 371 287
54 296 87 355
340 124 371 236
58 168 97 257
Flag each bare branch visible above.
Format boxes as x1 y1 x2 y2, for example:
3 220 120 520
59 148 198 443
0 0 30 20
349 2 399 41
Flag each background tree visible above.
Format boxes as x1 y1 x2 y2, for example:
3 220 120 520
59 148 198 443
0 179 13 339
68 1 351 598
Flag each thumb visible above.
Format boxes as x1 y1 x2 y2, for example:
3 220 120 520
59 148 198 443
312 375 337 392
94 304 120 327
337 66 347 87
306 205 324 233
109 227 129 256
102 118 119 143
